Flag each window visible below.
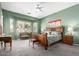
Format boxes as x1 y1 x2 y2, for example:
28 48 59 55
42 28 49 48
16 20 31 33
33 22 38 33
10 18 14 32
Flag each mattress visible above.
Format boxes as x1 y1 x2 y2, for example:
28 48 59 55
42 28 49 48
47 34 61 46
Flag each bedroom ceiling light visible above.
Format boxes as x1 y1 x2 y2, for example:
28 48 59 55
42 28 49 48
35 3 43 13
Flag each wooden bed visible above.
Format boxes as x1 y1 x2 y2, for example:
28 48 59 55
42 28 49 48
37 26 64 50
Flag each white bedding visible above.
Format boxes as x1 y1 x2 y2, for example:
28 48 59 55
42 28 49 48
47 31 61 46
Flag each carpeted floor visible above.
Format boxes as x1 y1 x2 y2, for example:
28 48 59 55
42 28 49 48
0 39 79 56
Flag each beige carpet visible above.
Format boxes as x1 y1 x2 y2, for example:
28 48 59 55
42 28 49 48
0 39 79 56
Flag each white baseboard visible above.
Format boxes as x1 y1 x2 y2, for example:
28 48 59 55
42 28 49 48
73 44 79 46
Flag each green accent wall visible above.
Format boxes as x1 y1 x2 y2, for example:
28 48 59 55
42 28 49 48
0 3 1 15
2 9 39 39
3 12 10 35
38 19 41 34
0 9 1 15
40 4 79 44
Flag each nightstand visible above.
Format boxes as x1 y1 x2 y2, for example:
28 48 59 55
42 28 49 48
62 35 73 45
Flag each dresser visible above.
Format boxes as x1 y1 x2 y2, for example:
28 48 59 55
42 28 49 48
62 35 73 45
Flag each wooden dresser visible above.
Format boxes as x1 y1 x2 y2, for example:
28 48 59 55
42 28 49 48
62 35 73 45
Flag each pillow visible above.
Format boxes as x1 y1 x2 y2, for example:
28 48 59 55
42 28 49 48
51 31 56 35
51 31 61 36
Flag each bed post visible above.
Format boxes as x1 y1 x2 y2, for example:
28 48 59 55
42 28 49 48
44 33 48 50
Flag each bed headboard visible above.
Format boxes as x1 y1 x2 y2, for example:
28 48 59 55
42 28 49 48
54 26 64 33
52 26 64 39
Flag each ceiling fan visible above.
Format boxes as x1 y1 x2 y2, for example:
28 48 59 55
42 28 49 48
35 3 43 12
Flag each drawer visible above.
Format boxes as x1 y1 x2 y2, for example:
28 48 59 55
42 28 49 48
62 35 73 45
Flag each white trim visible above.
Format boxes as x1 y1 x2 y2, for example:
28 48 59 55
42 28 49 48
73 44 79 46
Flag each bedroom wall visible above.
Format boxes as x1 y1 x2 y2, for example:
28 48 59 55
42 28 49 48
0 3 3 35
0 3 1 15
0 3 1 23
2 10 39 39
40 4 79 45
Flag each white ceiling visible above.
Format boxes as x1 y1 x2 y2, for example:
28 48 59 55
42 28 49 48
1 2 79 19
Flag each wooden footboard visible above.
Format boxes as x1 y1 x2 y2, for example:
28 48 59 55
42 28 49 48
38 33 48 50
